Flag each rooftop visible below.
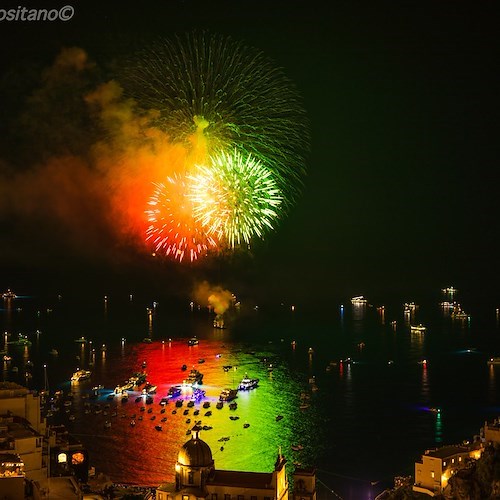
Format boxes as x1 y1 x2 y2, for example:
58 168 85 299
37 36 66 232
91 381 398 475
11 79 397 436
208 470 274 489
0 382 29 398
426 445 470 459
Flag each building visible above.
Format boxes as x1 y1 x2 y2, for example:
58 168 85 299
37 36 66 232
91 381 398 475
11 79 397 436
0 452 25 500
157 427 316 500
0 414 44 481
47 425 90 483
483 417 500 445
0 382 85 499
413 445 479 497
0 382 46 435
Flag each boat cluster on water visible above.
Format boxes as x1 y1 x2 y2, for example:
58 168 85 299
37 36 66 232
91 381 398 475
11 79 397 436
59 368 261 435
322 289 491 371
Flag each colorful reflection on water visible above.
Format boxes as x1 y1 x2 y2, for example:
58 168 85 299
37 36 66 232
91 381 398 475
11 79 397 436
53 337 322 485
3 291 500 497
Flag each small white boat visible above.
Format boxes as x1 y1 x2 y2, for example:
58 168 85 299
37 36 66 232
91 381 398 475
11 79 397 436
71 369 92 382
351 296 367 305
2 289 17 299
410 324 426 333
238 375 259 391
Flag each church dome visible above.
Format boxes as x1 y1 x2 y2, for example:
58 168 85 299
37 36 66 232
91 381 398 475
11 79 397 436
178 430 213 467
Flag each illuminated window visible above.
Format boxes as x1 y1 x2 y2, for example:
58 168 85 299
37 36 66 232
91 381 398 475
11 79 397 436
459 457 462 462
71 452 84 465
452 458 455 464
431 471 435 478
57 453 67 464
183 496 189 500
443 461 447 467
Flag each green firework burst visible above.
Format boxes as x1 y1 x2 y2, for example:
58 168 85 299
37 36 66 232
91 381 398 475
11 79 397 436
122 31 309 207
188 150 283 248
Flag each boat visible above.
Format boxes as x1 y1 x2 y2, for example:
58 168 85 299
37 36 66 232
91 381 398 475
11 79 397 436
440 301 454 308
410 324 426 333
104 421 111 428
49 349 59 355
213 316 226 329
243 423 250 428
276 415 284 421
291 444 304 451
451 306 470 320
128 372 147 387
191 388 205 401
130 420 136 426
237 375 259 391
142 383 157 394
2 289 17 299
71 369 92 382
155 425 162 431
167 385 182 398
216 401 223 410
74 337 87 344
219 388 238 401
187 337 199 346
351 296 367 305
404 302 418 312
185 369 203 386
229 402 237 411
181 364 187 371
488 357 500 365
7 334 32 346
142 338 152 343
198 358 205 364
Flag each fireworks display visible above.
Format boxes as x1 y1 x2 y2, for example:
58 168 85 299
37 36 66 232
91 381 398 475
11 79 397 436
121 31 308 261
188 150 282 248
145 175 218 262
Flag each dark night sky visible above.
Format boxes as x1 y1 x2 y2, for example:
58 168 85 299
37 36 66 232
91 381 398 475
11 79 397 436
0 0 499 306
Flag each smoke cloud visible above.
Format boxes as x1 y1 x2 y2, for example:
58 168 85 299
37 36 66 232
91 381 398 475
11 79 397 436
192 280 235 316
0 46 199 268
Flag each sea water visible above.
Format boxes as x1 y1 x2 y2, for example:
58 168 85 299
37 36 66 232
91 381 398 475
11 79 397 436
2 291 500 499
